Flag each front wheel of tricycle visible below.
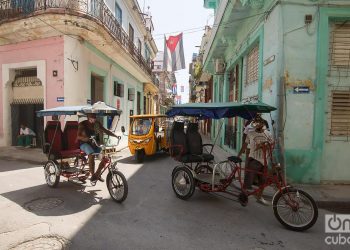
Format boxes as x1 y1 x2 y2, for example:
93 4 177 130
172 166 195 200
273 188 318 231
44 161 60 188
106 171 128 203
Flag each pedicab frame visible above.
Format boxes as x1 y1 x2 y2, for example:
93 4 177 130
166 101 318 231
36 102 128 203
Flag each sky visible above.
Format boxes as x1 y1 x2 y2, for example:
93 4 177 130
137 0 213 103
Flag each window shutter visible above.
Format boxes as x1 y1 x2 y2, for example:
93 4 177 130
330 90 350 136
246 45 259 84
330 23 350 69
128 88 135 101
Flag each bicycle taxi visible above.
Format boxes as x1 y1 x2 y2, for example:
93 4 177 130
36 102 128 203
167 101 318 231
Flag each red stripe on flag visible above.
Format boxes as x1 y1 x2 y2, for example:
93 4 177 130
166 34 182 53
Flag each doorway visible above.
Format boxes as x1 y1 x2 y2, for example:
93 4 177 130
11 104 43 147
91 74 104 104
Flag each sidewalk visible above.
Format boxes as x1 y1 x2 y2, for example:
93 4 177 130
0 146 47 165
0 142 129 166
202 133 350 210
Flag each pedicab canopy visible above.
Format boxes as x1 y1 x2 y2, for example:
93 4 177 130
36 102 122 117
166 101 276 120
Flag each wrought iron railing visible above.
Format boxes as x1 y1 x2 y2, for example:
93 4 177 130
0 0 153 76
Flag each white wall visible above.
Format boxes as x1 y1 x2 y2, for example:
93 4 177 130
64 36 144 147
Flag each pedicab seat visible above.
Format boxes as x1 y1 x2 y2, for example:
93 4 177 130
227 156 242 163
169 121 188 160
185 123 214 163
169 122 214 163
44 121 83 159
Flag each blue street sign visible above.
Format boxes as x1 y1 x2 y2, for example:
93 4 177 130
57 97 64 102
293 86 310 94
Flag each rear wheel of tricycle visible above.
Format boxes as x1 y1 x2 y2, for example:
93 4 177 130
135 149 145 163
44 161 60 188
273 188 318 231
106 171 128 203
172 166 195 200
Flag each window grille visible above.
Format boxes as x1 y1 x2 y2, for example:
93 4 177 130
246 45 259 84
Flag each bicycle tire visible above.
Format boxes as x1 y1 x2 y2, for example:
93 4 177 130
273 188 318 231
106 171 128 203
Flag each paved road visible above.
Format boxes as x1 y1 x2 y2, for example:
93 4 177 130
0 150 345 250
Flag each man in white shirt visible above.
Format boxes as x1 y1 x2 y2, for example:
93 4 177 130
238 116 273 205
17 124 36 147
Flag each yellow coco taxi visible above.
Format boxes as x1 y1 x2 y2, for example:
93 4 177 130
126 115 171 163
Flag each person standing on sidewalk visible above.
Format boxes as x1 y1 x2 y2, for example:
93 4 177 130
17 124 36 148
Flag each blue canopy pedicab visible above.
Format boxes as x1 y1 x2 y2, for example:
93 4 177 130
167 101 318 231
36 102 128 203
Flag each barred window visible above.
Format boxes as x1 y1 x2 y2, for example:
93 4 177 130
330 90 350 137
246 45 259 84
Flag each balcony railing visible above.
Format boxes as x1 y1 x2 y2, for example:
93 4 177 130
0 0 153 76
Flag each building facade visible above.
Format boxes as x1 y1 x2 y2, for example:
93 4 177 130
153 51 177 113
201 0 350 183
0 0 158 147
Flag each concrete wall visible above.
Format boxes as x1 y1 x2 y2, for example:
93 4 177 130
0 36 64 146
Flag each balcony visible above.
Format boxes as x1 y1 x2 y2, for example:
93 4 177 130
0 0 153 77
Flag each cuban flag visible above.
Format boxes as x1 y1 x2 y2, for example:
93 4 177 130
163 33 186 72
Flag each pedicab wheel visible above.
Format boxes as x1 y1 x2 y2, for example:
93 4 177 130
44 161 60 188
273 188 318 231
135 149 145 163
106 171 128 203
172 166 195 200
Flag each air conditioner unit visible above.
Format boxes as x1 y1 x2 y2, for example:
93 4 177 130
215 59 225 74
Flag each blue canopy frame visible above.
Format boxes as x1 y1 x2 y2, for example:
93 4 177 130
166 102 276 120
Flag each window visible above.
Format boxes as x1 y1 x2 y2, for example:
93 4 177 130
129 24 134 43
330 23 350 69
115 2 122 25
128 88 135 101
181 86 184 92
131 118 152 135
138 39 142 54
113 81 124 97
145 44 150 62
330 90 350 137
246 45 259 84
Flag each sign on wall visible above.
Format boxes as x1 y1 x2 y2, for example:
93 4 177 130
57 97 64 102
293 86 310 94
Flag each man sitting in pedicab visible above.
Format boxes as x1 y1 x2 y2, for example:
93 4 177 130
77 113 119 183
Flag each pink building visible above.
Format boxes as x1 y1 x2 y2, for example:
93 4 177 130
0 0 158 146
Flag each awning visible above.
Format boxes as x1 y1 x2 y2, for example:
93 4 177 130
166 101 276 120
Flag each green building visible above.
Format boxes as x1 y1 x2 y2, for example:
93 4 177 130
201 0 350 183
